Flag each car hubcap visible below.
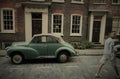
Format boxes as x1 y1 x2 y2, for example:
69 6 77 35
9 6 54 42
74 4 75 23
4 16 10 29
60 54 67 62
12 55 22 64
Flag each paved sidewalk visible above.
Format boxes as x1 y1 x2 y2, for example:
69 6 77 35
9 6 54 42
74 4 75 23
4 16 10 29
0 49 103 57
0 50 6 57
76 49 103 56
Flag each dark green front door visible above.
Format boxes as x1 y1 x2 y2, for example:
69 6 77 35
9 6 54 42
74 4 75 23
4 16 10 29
32 13 42 36
92 21 101 43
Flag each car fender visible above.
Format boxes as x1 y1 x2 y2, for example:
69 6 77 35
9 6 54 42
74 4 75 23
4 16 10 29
6 46 39 59
55 46 76 57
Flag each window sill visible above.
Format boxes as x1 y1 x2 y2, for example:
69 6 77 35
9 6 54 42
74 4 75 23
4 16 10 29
112 3 120 5
52 2 64 4
71 1 84 4
93 3 106 5
70 34 82 36
31 0 45 1
52 1 64 3
51 33 64 36
0 31 15 33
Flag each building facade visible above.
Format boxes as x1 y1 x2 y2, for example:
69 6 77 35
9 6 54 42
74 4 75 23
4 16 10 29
0 0 120 49
89 0 120 45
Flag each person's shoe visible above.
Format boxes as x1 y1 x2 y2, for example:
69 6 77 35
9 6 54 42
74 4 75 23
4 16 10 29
95 74 101 78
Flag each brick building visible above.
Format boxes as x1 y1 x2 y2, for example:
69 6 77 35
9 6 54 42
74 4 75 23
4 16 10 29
0 0 120 49
89 0 120 45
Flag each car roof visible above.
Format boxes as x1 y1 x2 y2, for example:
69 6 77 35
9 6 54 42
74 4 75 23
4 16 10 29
33 34 61 38
32 34 65 43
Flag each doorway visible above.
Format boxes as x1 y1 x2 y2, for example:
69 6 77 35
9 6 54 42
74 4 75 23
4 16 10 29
89 14 106 45
32 13 42 36
92 21 101 43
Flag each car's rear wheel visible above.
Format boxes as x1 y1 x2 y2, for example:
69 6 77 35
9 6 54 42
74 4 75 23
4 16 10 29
11 54 24 64
57 51 69 63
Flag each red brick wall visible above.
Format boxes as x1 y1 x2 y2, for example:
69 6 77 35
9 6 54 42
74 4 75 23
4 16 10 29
0 3 14 8
0 2 25 42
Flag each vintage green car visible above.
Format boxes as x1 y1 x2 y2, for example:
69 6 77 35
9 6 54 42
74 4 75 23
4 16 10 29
6 34 77 64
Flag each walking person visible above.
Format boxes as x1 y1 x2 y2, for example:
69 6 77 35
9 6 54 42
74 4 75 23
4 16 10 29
95 31 120 79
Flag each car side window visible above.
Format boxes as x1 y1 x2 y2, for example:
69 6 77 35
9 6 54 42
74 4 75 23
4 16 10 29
46 36 58 43
31 36 42 43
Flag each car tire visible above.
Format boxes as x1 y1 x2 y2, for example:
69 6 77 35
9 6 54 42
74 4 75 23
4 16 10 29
57 51 69 63
11 53 24 64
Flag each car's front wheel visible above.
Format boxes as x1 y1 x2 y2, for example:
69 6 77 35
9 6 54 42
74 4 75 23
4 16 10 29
57 51 69 63
11 53 24 64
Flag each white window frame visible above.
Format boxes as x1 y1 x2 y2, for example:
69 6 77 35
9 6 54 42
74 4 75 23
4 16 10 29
112 0 120 4
51 13 64 35
71 0 84 4
1 8 15 33
31 0 45 1
70 14 83 36
52 0 64 3
112 16 120 35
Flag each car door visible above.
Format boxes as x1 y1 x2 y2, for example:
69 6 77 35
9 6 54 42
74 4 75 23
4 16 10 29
29 36 47 56
46 36 62 56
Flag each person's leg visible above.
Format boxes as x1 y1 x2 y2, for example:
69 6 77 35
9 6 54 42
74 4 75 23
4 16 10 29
95 56 107 78
95 63 104 77
114 65 120 79
111 58 120 78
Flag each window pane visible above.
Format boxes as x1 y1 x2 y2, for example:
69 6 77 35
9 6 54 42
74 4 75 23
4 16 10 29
10 16 13 20
6 16 10 19
3 10 6 14
9 10 12 15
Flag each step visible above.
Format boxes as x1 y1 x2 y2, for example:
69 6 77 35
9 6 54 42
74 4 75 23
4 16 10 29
93 44 104 49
